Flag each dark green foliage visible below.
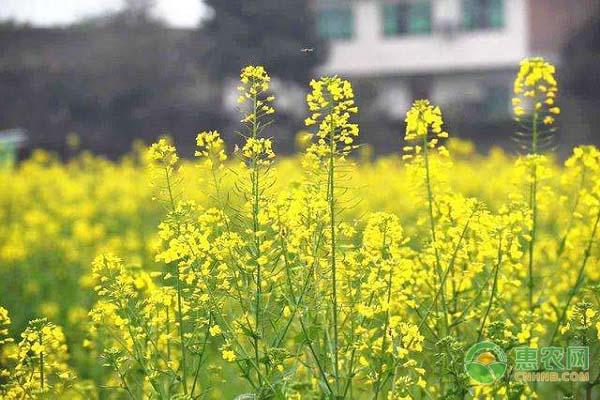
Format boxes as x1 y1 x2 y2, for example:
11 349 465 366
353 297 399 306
201 0 327 85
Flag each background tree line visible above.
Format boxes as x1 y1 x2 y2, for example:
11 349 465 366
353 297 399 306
0 0 599 158
0 0 324 158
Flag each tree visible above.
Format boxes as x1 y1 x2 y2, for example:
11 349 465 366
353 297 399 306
561 7 600 146
0 22 223 158
201 0 327 85
562 8 600 100
122 0 157 25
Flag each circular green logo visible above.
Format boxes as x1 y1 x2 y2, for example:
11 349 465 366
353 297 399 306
464 341 508 384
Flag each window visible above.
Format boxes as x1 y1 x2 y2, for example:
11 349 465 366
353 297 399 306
317 6 354 40
463 0 504 31
383 1 432 37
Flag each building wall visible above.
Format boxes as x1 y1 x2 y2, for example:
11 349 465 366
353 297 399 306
528 0 599 62
320 0 529 77
314 0 599 153
363 69 513 119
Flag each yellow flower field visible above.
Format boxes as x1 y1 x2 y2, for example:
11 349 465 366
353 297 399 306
0 60 599 399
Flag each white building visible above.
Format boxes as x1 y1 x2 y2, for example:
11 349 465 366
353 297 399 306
314 0 597 121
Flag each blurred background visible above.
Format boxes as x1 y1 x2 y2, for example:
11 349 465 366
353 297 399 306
1 0 599 161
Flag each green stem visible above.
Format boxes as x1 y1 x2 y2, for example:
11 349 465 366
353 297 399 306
528 111 539 312
376 207 478 394
164 165 188 395
373 258 394 400
38 331 44 390
450 262 500 328
557 169 586 257
478 236 506 341
175 264 188 395
116 365 136 399
250 89 264 387
550 209 600 344
275 220 323 348
422 135 449 336
328 118 341 395
190 313 212 396
417 206 477 334
299 316 335 396
341 231 390 399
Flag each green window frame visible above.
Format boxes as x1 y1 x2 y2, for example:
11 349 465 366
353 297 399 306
383 1 432 37
463 0 504 31
317 6 354 40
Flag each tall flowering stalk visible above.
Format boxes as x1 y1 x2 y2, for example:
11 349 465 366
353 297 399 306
402 100 450 336
47 60 600 399
304 76 358 396
147 138 191 394
236 65 276 391
195 130 228 212
0 311 75 399
512 57 560 311
90 211 218 397
551 147 600 343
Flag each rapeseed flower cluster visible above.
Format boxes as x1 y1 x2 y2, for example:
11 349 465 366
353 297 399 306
195 130 227 169
237 65 275 124
512 57 560 156
513 57 560 124
305 76 359 158
1 59 599 399
0 314 81 399
402 99 449 160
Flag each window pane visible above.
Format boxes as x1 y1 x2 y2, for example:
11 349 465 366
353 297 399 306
463 0 476 29
383 4 399 36
383 1 431 36
408 2 432 34
463 0 504 30
317 7 354 39
489 0 504 28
